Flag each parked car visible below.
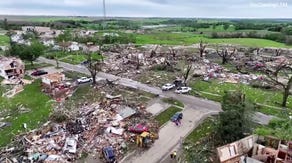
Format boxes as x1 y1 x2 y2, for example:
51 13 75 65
170 112 183 122
162 83 176 91
175 87 192 94
128 124 149 134
77 77 93 84
103 147 116 163
80 60 89 65
31 70 48 76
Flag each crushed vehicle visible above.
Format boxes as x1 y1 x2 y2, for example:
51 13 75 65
128 123 149 134
103 146 116 163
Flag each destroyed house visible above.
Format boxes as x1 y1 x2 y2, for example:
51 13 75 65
0 57 25 79
217 135 256 163
42 72 65 88
217 135 292 163
22 26 51 34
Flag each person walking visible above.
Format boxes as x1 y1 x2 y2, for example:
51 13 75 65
173 151 177 159
175 120 179 126
170 151 177 159
170 153 174 159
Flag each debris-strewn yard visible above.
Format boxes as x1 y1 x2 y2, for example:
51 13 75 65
1 81 160 162
0 80 53 147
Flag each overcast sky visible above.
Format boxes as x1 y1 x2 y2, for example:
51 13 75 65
0 0 291 18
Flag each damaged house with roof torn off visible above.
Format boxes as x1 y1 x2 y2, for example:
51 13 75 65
217 135 292 163
0 57 25 79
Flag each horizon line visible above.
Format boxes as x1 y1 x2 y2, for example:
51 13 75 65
1 14 292 20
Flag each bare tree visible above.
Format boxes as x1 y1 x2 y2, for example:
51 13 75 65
199 40 207 58
183 64 193 86
275 49 282 56
150 45 159 58
135 54 140 70
178 60 193 86
263 60 292 107
216 47 237 65
129 48 143 70
169 47 178 58
86 52 104 85
58 40 70 68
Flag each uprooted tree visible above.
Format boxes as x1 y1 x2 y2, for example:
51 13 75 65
86 52 104 85
216 47 237 65
263 60 292 107
198 40 207 58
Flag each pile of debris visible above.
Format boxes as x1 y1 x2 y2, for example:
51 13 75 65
0 93 159 162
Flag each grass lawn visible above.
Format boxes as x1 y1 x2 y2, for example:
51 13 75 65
25 63 53 70
0 80 53 147
135 32 292 48
155 106 182 126
0 35 9 46
190 80 292 117
185 117 216 143
63 71 88 80
183 117 217 163
162 98 184 108
134 70 177 87
60 55 87 65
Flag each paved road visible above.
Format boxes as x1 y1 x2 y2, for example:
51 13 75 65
121 109 219 163
38 57 273 163
38 57 221 112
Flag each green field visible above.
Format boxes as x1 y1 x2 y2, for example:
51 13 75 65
136 32 292 48
26 16 94 22
0 80 53 146
0 35 9 46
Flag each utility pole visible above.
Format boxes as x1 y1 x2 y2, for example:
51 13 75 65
103 0 106 19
